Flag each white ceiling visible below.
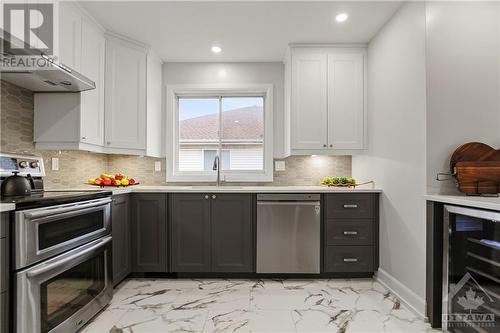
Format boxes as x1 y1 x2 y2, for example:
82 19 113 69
79 1 402 62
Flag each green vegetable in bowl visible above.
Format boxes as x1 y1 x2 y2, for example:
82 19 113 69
331 177 340 184
347 177 356 185
321 176 331 185
339 177 348 184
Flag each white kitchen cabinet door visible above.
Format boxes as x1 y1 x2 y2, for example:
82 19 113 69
327 51 365 149
146 50 164 157
105 35 147 150
290 49 328 150
79 18 105 147
58 1 81 71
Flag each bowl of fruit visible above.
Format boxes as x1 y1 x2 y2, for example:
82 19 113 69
87 172 138 187
321 176 356 187
321 177 373 188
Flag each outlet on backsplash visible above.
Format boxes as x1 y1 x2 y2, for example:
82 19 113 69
51 158 59 171
154 160 162 172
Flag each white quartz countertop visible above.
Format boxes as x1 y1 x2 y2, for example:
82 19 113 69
52 185 382 195
425 193 500 211
0 202 16 213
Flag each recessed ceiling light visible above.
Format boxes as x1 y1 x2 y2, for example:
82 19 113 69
211 45 222 54
335 13 349 23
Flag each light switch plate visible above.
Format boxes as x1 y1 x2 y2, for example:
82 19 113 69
275 160 286 171
154 160 161 172
51 157 59 171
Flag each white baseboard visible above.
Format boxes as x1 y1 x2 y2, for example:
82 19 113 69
375 268 427 319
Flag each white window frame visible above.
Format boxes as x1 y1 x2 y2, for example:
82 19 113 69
166 83 274 182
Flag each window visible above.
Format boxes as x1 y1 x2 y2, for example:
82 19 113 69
166 84 273 182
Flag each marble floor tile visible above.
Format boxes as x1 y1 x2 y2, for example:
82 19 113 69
204 309 296 333
173 288 250 311
83 278 437 333
80 308 129 333
111 308 208 333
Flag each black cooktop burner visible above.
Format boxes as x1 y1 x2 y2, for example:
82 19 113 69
0 190 112 210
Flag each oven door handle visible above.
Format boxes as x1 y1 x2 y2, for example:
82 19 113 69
26 236 112 278
24 198 112 220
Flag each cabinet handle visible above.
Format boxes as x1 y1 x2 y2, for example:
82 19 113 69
323 144 327 148
106 141 111 145
343 231 358 236
343 258 358 263
329 144 333 148
81 136 87 140
204 195 209 200
343 204 358 209
212 195 217 199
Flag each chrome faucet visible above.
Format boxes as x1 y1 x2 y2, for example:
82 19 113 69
212 155 221 186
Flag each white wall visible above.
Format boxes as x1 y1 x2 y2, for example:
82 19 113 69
352 2 427 315
426 1 500 194
163 62 285 157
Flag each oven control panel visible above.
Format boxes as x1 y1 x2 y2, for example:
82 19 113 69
0 153 45 177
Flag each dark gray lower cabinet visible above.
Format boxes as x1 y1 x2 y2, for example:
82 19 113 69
112 194 131 285
0 291 6 333
211 194 253 272
170 193 254 273
132 193 167 272
324 193 379 273
0 212 8 333
170 193 211 272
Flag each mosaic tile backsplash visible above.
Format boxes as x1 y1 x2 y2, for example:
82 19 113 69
1 80 351 187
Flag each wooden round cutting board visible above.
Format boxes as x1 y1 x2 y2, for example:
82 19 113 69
449 142 500 173
449 142 500 194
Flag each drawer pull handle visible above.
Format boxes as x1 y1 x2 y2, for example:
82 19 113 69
343 231 358 236
343 204 358 209
343 258 358 263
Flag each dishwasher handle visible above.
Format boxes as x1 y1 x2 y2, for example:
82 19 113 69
257 201 321 206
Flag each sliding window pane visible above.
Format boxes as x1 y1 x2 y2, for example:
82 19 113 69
178 98 219 172
220 97 264 171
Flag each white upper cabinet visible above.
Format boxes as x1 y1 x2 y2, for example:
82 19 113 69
327 50 365 149
34 3 106 152
34 4 163 156
104 34 147 152
287 46 366 155
291 49 328 150
80 18 105 147
58 1 82 71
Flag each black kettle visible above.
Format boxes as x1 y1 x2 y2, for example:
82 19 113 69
1 171 32 197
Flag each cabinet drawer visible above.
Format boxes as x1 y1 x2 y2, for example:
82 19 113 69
325 194 374 219
325 246 374 272
326 219 373 246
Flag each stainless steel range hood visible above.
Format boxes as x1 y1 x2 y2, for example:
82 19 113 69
0 29 95 92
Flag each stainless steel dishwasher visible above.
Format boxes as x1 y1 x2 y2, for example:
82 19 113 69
256 194 321 273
